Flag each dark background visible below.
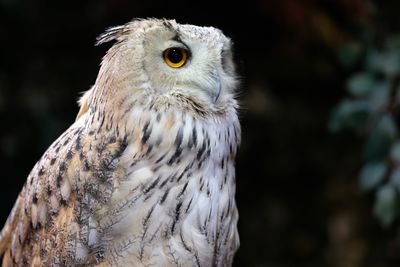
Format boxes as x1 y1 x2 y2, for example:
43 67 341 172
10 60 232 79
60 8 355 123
1 0 399 266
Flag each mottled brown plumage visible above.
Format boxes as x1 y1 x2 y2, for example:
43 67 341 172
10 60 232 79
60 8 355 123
0 18 240 266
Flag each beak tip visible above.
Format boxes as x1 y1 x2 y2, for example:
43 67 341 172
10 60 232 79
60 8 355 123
213 79 222 103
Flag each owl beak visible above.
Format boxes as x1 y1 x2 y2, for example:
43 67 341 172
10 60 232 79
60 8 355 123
213 78 222 103
206 72 221 103
199 72 221 103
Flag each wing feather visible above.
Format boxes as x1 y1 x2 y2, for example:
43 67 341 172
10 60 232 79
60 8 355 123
0 115 91 265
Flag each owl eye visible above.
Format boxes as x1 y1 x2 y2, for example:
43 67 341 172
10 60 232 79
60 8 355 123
163 47 188 68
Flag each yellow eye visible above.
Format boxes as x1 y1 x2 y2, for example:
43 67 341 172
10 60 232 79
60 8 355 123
163 47 188 68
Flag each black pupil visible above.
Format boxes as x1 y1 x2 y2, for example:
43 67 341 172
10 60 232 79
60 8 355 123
168 48 183 63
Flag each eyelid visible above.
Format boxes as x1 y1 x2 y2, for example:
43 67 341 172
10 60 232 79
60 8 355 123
163 39 191 58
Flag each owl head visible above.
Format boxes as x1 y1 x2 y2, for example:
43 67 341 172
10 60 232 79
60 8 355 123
78 19 238 120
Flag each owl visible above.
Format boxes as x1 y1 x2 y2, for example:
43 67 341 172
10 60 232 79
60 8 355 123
0 18 240 266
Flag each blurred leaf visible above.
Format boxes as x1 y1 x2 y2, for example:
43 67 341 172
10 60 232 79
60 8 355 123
331 5 400 232
390 140 400 165
366 50 386 74
385 34 400 49
364 131 391 161
382 51 400 77
363 115 396 161
376 114 397 138
329 99 369 132
368 82 390 113
337 43 363 69
390 167 400 192
359 161 387 191
366 50 400 78
373 184 398 227
347 72 376 97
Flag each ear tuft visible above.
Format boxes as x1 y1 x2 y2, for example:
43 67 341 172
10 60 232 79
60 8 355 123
95 25 127 46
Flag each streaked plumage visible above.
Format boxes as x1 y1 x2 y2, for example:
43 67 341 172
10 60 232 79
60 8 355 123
0 18 240 266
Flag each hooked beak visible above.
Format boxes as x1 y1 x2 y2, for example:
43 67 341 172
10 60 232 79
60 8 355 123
205 72 221 103
213 78 221 102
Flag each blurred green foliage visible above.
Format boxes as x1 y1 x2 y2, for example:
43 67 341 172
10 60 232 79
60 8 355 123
331 33 400 227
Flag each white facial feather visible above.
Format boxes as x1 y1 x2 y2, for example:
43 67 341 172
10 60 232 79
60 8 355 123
89 19 239 120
